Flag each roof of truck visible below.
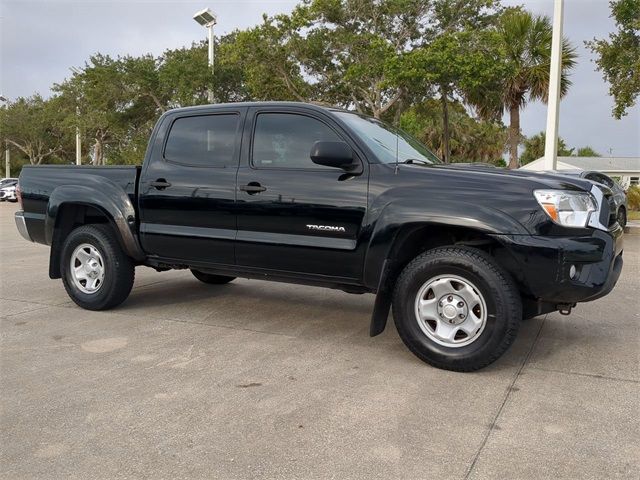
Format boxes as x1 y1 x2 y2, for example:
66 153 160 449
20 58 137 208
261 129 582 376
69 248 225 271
166 101 349 115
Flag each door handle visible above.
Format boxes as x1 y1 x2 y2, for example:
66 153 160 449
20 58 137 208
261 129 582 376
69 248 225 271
150 179 171 190
240 182 267 194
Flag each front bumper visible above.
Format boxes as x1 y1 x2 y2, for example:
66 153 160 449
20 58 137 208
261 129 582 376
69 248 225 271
493 225 623 305
15 211 33 242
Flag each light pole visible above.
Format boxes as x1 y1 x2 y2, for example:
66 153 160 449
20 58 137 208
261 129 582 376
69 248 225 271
70 67 83 165
544 0 564 170
0 95 9 178
193 8 217 103
75 106 81 165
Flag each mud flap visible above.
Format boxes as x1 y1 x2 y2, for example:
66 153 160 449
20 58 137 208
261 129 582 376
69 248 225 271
370 259 392 337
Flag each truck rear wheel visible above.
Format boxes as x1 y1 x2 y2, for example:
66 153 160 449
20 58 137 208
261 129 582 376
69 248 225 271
191 270 236 284
61 224 135 310
392 247 521 372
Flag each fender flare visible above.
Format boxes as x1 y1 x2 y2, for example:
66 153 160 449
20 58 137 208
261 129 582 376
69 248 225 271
46 177 145 262
365 199 528 336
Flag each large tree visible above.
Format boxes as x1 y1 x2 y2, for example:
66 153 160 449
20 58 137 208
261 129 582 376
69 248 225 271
401 98 507 164
221 16 312 102
398 29 508 162
0 95 69 165
587 0 640 119
54 55 133 165
294 0 433 118
471 9 577 169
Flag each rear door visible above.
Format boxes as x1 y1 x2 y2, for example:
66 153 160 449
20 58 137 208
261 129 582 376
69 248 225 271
235 107 369 280
139 107 246 265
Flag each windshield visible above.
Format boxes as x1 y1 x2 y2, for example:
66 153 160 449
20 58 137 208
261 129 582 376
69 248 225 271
335 111 441 165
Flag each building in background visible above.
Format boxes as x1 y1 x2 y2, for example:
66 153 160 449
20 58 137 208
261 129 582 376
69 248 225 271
520 156 640 188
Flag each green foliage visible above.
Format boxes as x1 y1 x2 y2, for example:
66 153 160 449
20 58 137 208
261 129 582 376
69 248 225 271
520 131 603 165
401 99 507 164
0 95 70 165
295 0 435 118
586 0 640 119
575 146 601 157
397 27 509 161
627 185 640 211
469 8 577 169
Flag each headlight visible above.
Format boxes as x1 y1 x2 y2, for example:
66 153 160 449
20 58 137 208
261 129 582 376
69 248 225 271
534 190 596 228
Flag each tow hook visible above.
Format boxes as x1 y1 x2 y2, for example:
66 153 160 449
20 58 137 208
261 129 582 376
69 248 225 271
558 303 577 315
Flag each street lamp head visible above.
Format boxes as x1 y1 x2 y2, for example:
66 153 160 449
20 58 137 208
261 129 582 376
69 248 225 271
193 8 217 27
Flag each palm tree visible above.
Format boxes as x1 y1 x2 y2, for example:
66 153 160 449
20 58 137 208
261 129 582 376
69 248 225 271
473 10 577 169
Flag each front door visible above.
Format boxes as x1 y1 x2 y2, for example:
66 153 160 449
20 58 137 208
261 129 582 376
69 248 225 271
139 107 245 265
235 107 368 280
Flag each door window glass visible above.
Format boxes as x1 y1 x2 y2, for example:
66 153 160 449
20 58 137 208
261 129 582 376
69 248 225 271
164 114 239 167
252 113 342 169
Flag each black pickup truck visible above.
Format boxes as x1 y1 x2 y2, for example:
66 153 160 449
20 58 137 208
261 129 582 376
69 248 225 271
15 102 624 371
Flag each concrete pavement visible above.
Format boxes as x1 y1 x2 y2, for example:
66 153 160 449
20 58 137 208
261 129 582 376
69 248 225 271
1 202 638 479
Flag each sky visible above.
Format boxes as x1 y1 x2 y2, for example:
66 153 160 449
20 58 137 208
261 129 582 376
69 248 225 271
1 0 639 157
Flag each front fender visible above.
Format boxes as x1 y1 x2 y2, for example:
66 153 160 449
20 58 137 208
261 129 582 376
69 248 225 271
47 177 144 261
362 199 528 289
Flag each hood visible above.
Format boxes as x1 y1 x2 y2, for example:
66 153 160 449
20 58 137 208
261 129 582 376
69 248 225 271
423 163 596 192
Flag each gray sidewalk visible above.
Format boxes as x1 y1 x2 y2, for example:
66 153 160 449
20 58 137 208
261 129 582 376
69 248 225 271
1 202 638 479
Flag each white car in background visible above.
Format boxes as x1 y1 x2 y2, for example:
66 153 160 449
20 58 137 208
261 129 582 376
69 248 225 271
0 178 18 202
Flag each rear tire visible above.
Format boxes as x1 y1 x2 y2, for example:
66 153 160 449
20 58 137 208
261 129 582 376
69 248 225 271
191 269 236 285
392 247 521 372
61 224 135 310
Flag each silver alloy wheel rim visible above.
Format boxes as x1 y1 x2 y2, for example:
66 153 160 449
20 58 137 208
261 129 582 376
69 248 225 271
70 243 105 294
414 274 488 348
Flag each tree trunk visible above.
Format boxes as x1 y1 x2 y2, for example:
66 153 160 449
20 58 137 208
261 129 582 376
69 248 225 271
93 140 103 166
508 104 520 169
441 89 450 163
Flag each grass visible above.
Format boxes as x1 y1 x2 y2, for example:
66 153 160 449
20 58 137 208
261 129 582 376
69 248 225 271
628 210 640 221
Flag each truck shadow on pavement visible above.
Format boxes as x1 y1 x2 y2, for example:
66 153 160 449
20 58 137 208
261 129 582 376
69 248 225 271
112 274 550 372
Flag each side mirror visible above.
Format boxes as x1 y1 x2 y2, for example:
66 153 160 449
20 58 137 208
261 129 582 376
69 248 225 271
310 141 357 171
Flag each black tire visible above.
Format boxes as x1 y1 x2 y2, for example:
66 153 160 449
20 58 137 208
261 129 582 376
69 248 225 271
392 246 521 372
61 224 135 310
617 207 627 228
191 269 236 285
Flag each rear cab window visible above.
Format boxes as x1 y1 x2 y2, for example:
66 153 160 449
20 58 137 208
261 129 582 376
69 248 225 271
164 114 239 167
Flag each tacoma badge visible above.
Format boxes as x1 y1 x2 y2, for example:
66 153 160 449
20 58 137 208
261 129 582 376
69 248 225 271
306 224 346 233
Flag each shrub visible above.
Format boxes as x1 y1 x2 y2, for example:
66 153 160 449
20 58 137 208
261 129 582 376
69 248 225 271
627 185 640 211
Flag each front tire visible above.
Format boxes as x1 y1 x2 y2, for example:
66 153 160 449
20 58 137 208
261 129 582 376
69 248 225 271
61 224 135 310
392 247 521 372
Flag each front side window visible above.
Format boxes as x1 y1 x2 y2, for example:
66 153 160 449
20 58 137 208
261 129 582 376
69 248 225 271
164 114 239 167
252 113 342 169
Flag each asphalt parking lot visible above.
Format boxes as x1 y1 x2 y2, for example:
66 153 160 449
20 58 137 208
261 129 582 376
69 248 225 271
1 202 638 479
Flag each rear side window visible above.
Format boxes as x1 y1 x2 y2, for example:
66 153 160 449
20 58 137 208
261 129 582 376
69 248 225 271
164 114 239 167
252 113 342 169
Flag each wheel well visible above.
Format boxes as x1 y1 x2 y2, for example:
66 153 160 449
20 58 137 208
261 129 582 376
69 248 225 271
48 204 115 279
383 224 525 294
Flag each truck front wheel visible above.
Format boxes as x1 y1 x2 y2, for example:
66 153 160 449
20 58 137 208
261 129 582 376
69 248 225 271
61 224 135 310
392 247 521 372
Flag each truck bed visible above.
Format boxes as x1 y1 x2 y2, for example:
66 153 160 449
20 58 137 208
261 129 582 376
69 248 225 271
18 165 141 245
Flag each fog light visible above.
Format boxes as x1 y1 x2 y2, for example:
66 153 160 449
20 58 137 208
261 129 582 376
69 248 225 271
569 264 577 279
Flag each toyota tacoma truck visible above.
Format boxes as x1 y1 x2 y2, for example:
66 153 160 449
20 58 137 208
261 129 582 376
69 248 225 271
14 102 624 371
